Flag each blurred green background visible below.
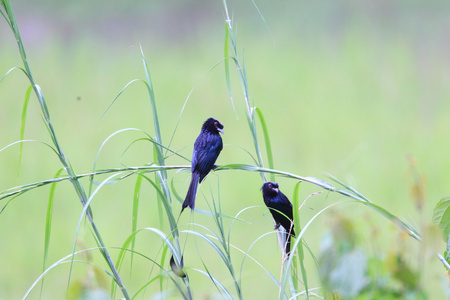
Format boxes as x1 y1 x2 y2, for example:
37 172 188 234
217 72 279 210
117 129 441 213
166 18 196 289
1 0 450 298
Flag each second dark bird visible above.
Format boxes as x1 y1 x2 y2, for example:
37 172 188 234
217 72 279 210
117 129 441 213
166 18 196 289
262 182 295 256
181 118 224 213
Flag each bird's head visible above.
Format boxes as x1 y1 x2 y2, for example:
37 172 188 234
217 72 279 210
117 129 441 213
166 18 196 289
262 181 280 195
203 118 224 134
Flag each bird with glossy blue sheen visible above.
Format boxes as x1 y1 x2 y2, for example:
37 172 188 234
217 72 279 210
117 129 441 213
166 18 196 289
262 182 295 256
181 118 224 213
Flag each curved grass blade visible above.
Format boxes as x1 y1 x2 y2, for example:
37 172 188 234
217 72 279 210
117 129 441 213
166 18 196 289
326 173 421 241
280 202 345 299
0 165 190 202
40 168 64 297
24 250 114 299
99 78 141 121
216 164 336 191
113 227 186 298
250 0 275 46
27 246 166 299
140 175 178 237
166 57 230 151
238 231 284 294
192 267 234 300
68 172 125 295
0 5 10 26
185 224 242 299
0 66 27 83
132 273 188 300
120 137 189 168
208 205 278 291
138 173 193 299
89 128 148 193
0 139 59 156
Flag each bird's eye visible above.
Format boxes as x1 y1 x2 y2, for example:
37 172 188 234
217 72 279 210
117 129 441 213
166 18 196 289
214 121 218 126
268 183 272 188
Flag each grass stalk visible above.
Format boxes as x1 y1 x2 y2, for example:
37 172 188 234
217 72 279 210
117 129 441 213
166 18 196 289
223 0 267 181
1 162 420 243
0 1 130 298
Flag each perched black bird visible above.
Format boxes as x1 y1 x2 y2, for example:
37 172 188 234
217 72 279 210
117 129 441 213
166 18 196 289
262 182 295 256
181 118 224 213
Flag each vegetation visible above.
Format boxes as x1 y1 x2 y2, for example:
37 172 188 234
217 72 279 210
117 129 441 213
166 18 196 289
1 0 450 299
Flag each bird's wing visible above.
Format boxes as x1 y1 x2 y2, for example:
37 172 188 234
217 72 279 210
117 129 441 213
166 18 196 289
273 193 295 236
192 134 222 175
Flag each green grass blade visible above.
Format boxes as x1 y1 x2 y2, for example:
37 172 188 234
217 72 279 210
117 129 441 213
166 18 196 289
99 78 141 121
130 174 144 273
0 165 190 202
185 223 240 298
159 244 169 296
280 202 344 298
89 128 149 193
153 145 165 230
255 107 274 182
215 164 336 191
166 57 229 152
238 231 283 290
154 144 172 203
24 248 116 299
245 113 267 181
0 4 11 27
222 1 266 180
71 175 131 299
250 0 274 46
17 85 32 174
112 227 187 299
171 178 237 218
42 167 64 271
224 22 237 116
132 272 188 300
291 181 308 299
0 66 25 83
139 46 165 171
140 174 179 238
326 173 421 241
183 229 229 267
192 268 234 300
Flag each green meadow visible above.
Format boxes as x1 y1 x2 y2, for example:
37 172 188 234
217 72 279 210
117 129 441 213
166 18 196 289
1 1 450 299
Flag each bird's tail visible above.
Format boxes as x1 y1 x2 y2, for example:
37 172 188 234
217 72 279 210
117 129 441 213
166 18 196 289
285 226 295 256
181 172 200 213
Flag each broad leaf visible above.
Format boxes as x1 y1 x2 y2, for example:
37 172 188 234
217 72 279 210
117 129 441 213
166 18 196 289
432 196 450 242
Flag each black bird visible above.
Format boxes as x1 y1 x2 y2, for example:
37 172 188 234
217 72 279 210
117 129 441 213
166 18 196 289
262 182 295 256
181 118 224 213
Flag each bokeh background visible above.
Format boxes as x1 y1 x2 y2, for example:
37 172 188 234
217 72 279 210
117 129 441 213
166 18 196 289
1 0 450 298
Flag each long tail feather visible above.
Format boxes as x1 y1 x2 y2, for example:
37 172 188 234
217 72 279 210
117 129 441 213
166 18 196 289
286 233 292 256
285 226 295 256
181 172 200 213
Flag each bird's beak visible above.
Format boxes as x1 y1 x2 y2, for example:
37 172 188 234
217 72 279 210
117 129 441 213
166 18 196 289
218 128 224 134
273 188 279 193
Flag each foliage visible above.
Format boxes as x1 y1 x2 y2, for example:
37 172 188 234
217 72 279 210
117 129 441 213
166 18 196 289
1 0 449 299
